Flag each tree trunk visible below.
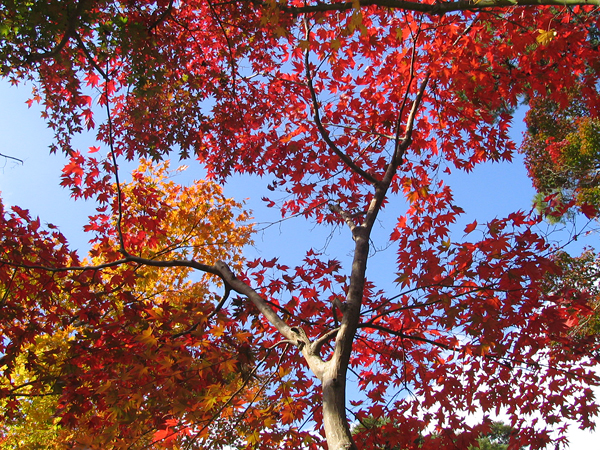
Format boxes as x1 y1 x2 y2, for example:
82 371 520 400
322 364 357 450
320 228 371 450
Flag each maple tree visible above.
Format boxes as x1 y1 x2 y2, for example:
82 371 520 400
352 418 522 450
522 89 600 221
2 1 600 449
542 249 600 339
1 161 257 448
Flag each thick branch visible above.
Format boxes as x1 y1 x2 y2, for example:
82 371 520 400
215 261 296 338
1 255 220 277
329 203 358 232
282 0 600 15
311 327 340 355
25 0 90 64
359 323 453 350
4 252 327 374
215 261 328 378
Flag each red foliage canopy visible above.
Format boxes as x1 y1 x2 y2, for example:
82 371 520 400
1 1 600 449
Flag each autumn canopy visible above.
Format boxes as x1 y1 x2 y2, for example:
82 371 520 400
1 0 600 449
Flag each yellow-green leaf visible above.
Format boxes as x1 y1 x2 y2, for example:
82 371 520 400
135 327 157 346
536 29 557 46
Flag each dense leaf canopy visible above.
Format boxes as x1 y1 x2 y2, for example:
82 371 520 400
522 90 600 220
1 1 600 449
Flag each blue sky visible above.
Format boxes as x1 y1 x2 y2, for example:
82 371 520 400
1 79 598 447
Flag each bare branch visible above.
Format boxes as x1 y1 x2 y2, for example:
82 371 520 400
171 285 231 338
186 346 277 448
207 0 239 96
102 70 126 254
74 32 109 80
215 261 297 339
3 250 314 374
362 74 430 232
327 123 395 140
392 29 420 158
394 72 430 165
311 327 340 355
231 344 291 431
329 203 357 232
148 0 175 31
0 253 221 277
359 323 453 350
0 153 23 165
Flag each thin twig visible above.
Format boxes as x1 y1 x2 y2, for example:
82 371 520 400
0 153 23 164
171 285 231 338
231 344 291 431
359 322 453 350
394 73 430 165
185 345 280 449
103 66 126 255
392 28 420 160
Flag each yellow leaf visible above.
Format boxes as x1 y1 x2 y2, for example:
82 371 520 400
274 26 287 38
330 38 341 51
348 11 363 33
203 395 219 409
298 40 311 50
146 307 163 320
247 431 260 445
96 380 113 394
222 357 237 373
135 327 158 346
536 29 557 46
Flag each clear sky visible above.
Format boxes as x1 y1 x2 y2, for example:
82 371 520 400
0 79 598 448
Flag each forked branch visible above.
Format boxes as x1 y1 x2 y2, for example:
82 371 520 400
303 20 379 186
363 74 430 230
329 203 358 232
394 72 430 165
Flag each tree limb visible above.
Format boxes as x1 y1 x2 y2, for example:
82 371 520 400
25 0 90 64
311 327 340 355
303 18 380 186
281 0 600 16
329 203 357 232
0 153 23 164
363 74 430 231
359 323 453 350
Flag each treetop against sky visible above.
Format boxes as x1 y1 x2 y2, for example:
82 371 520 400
1 1 600 449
